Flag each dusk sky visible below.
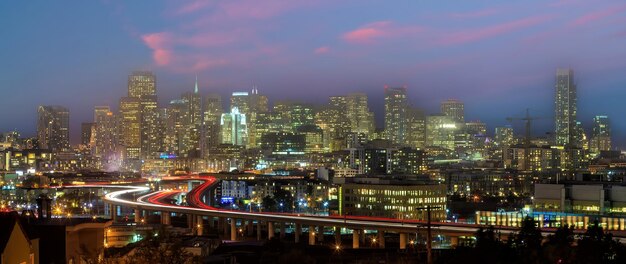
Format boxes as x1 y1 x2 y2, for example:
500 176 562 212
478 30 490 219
1 0 626 146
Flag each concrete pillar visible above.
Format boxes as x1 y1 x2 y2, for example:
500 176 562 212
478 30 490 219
309 225 316 245
187 214 194 228
399 233 407 250
280 223 286 239
294 223 301 243
134 208 141 223
450 236 459 247
377 230 385 248
196 215 204 236
317 226 324 243
268 222 275 240
334 228 341 245
208 216 215 229
161 211 171 225
221 217 228 236
247 220 254 236
230 219 237 241
257 221 262 241
110 205 117 222
352 230 360 249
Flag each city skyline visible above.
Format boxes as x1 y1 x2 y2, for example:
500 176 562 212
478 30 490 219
2 1 626 147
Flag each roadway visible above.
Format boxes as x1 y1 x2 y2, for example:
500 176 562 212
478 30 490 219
101 175 626 243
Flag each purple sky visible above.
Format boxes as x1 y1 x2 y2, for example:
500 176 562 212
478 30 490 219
1 0 626 147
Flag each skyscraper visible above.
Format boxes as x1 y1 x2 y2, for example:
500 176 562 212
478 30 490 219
203 93 223 153
81 122 94 147
384 86 408 144
441 99 464 123
590 115 611 154
93 106 120 170
128 71 156 98
176 77 203 157
119 97 141 159
555 68 577 146
37 105 70 152
221 107 248 146
126 71 159 159
345 93 375 137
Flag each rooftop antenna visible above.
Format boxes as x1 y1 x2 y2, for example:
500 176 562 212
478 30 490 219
194 75 198 94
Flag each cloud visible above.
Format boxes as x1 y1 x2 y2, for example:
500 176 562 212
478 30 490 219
343 21 392 44
175 1 213 15
141 32 173 66
314 46 330 54
342 21 424 44
449 8 500 19
570 4 626 27
438 15 553 45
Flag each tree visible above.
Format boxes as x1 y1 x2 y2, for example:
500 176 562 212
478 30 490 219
262 195 277 212
511 216 543 263
542 225 574 263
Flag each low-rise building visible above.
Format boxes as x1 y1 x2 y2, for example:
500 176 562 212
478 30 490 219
335 175 447 221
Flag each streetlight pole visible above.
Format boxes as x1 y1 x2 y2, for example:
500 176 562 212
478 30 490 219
416 205 441 264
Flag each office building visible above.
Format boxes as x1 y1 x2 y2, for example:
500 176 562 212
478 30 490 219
203 94 223 153
555 68 577 146
118 97 141 159
93 106 120 170
441 99 464 123
80 122 94 147
221 107 248 146
384 86 408 144
590 115 611 155
336 175 447 221
426 114 457 150
37 105 70 152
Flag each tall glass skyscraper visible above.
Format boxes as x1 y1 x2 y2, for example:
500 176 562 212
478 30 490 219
37 105 70 152
554 68 577 146
384 86 408 144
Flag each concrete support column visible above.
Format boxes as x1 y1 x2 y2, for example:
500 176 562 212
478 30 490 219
161 211 171 225
450 236 459 248
208 217 215 229
247 220 254 236
309 225 316 245
317 226 324 243
220 217 228 236
230 219 237 241
134 208 141 223
294 223 302 243
196 215 204 236
377 230 385 248
257 221 262 241
399 233 407 250
352 230 360 249
334 228 341 245
187 214 194 229
268 222 275 240
110 205 117 222
280 223 286 239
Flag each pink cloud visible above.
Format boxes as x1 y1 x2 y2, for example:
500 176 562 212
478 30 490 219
175 1 213 15
141 32 173 66
570 4 626 27
342 21 425 44
439 15 553 45
449 8 500 19
343 21 392 44
314 46 330 54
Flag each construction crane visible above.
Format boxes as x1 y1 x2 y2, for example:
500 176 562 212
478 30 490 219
506 109 543 170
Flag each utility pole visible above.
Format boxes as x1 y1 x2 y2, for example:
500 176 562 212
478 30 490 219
416 205 441 264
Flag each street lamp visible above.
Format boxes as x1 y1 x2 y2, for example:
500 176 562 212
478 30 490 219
416 205 442 264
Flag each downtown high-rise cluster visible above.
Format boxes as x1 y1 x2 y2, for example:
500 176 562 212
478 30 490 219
1 68 612 176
